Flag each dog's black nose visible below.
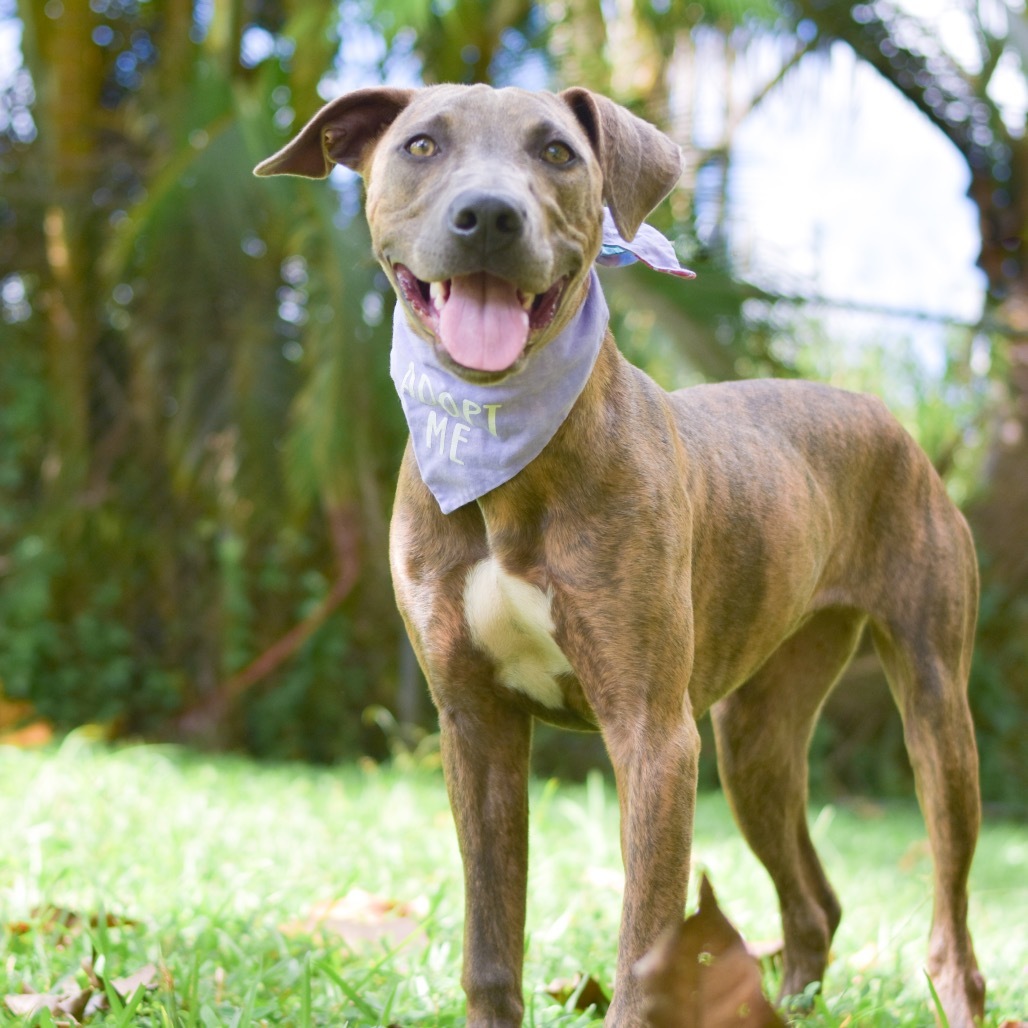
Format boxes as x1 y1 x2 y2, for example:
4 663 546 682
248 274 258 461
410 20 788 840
447 191 525 251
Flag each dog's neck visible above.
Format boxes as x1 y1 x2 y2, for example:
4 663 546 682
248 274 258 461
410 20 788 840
390 270 610 515
389 211 693 516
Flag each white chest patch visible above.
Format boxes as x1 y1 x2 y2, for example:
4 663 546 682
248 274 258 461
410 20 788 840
463 558 571 709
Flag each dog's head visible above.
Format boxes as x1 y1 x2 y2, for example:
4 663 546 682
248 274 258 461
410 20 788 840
256 84 682 382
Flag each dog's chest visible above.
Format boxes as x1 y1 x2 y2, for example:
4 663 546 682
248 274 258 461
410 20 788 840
462 557 571 708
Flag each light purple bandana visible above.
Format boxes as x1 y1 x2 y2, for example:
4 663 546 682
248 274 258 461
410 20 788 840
389 212 693 514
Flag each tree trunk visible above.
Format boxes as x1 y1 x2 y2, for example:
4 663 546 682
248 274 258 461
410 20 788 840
967 136 1028 591
19 2 106 503
970 287 1028 590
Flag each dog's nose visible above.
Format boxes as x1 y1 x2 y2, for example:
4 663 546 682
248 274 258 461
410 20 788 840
447 191 525 251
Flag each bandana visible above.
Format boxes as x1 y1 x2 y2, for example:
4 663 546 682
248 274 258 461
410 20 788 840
389 211 694 514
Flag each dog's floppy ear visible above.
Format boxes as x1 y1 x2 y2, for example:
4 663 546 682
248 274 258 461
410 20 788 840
559 88 682 241
254 87 415 179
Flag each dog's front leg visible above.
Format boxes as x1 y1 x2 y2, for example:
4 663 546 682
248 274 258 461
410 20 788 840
605 716 701 1027
440 697 533 1028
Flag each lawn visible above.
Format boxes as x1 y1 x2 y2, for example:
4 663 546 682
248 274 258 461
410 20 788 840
0 735 1024 1026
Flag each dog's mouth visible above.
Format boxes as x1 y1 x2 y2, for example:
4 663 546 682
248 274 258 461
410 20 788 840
393 265 567 374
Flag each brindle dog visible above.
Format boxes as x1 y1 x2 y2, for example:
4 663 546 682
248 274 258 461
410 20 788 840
256 84 984 1028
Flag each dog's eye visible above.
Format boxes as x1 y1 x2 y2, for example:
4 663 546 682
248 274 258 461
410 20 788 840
406 135 438 158
541 141 574 165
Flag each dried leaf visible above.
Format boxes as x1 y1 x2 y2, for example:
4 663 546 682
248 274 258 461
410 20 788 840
90 911 138 930
0 696 36 730
6 906 137 947
4 993 61 1016
33 905 81 938
68 961 160 1020
4 983 94 1021
545 972 610 1014
0 720 54 747
635 874 784 1027
2 954 152 1025
282 888 426 951
744 939 783 965
55 985 93 1019
110 963 158 997
84 990 109 1019
336 916 420 947
82 958 101 990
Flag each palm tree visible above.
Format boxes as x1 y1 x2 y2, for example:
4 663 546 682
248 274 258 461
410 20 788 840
2 0 406 754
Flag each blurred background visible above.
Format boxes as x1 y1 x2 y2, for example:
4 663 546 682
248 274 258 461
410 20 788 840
0 0 1025 807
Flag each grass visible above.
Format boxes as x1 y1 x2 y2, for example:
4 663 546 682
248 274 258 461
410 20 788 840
0 734 1024 1026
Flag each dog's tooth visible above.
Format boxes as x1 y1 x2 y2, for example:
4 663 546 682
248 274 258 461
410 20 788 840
430 281 447 311
520 292 535 311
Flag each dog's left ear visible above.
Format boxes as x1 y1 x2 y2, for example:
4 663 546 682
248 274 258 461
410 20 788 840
254 86 416 179
559 88 682 241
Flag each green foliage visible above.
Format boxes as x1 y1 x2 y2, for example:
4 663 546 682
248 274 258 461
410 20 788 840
0 0 1024 800
968 574 1028 811
633 0 780 34
243 602 367 762
0 0 405 757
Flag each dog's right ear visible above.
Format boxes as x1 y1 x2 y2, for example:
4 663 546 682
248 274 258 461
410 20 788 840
254 87 415 179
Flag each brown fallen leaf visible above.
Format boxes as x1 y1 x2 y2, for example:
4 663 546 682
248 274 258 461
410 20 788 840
6 905 83 941
0 720 54 748
744 939 783 966
3 958 156 1024
999 1021 1028 1027
4 983 93 1020
110 963 158 997
635 874 784 1028
4 993 60 1017
545 972 610 1014
57 985 93 1021
282 888 425 951
6 906 137 947
0 695 36 730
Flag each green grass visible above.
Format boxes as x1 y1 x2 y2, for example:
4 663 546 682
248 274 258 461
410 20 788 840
0 735 1024 1026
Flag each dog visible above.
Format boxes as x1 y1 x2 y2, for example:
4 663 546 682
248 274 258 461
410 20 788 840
255 84 984 1028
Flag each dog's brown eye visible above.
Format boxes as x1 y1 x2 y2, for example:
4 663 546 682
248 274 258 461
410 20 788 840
541 141 574 165
406 135 437 158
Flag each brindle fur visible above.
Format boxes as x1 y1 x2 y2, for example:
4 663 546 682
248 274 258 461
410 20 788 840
256 83 984 1028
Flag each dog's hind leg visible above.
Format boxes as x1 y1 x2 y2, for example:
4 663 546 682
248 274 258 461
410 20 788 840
711 607 866 1002
870 589 984 1027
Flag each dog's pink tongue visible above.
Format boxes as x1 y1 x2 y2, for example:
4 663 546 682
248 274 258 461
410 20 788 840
438 272 529 372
